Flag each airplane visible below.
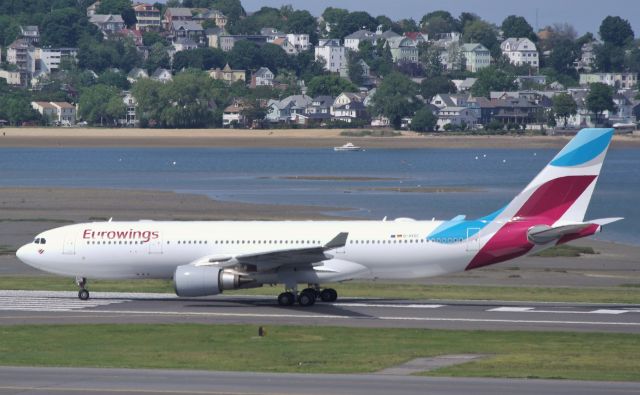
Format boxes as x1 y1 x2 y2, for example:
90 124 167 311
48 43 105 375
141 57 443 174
16 128 622 307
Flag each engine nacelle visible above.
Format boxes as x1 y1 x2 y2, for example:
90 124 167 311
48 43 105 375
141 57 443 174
173 265 256 297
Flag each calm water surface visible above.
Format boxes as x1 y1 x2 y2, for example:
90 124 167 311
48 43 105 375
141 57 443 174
0 147 638 245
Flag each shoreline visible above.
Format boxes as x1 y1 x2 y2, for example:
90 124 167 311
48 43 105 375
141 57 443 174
1 127 639 149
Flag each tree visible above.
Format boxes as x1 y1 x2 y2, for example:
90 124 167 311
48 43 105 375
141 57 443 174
371 72 421 128
306 74 357 97
41 7 100 47
96 70 130 90
145 42 171 71
227 40 262 70
322 7 349 38
258 44 290 74
79 84 124 126
420 11 459 35
552 93 577 127
625 47 640 73
501 15 536 41
330 11 377 39
410 108 437 132
548 38 580 77
458 12 480 30
471 66 517 97
172 47 227 71
599 16 634 47
586 83 616 125
285 10 318 44
98 0 136 27
594 43 626 72
347 52 365 86
463 20 500 58
210 0 245 25
143 31 164 47
419 43 444 78
420 75 456 101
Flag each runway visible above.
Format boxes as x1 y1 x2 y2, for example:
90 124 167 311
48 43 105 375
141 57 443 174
0 366 637 395
1 290 639 333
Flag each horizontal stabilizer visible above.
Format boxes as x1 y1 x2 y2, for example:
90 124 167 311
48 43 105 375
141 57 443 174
587 217 624 226
527 223 593 244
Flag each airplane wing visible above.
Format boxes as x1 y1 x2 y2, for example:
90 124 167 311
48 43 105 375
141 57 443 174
194 232 349 272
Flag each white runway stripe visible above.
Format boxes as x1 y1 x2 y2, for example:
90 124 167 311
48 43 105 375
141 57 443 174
488 306 633 315
333 303 445 309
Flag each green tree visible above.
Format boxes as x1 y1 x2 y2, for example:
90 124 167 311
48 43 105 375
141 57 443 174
548 38 580 77
322 7 349 38
173 47 227 71
552 93 577 127
419 43 444 78
347 52 365 86
371 72 421 128
258 44 290 74
143 31 164 47
501 15 536 41
285 10 318 44
420 11 459 35
306 74 357 97
625 47 640 73
420 75 456 101
96 70 130 90
79 84 124 126
146 42 171 71
599 16 634 47
41 7 100 47
586 83 616 125
410 107 437 132
471 66 517 97
463 20 500 58
227 40 262 70
594 43 626 72
210 0 245 25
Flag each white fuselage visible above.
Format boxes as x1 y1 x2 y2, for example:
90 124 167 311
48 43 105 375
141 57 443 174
18 219 481 282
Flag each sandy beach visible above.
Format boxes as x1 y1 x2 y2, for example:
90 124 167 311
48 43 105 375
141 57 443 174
1 187 638 288
1 127 639 149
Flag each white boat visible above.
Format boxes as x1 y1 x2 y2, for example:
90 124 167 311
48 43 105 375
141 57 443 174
333 142 363 151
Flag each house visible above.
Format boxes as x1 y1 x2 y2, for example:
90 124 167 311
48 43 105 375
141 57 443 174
118 29 144 46
344 30 376 51
404 32 427 45
304 95 333 119
90 14 125 35
271 37 298 55
501 38 539 70
330 93 367 122
127 67 148 83
163 7 192 29
430 94 470 110
218 35 268 52
452 78 477 92
170 20 204 44
7 39 36 84
151 68 172 82
0 69 22 85
315 39 346 73
575 42 596 72
223 100 248 127
432 32 461 48
209 63 245 83
172 37 198 52
31 102 58 120
251 67 274 87
121 91 137 126
436 107 477 130
516 75 547 88
377 28 400 40
192 8 227 28
205 27 225 48
286 34 310 52
385 36 419 63
266 95 313 123
32 101 76 125
474 97 542 125
86 1 100 17
579 73 638 89
261 28 284 41
133 3 161 31
19 26 39 45
461 43 490 72
371 116 391 127
35 47 79 74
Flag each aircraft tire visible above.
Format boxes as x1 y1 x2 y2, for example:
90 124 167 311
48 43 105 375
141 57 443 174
78 289 90 301
320 288 337 302
298 290 316 307
277 292 295 307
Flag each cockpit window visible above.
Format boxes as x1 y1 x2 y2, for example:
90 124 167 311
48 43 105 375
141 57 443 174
34 238 46 244
41 238 46 244
35 238 40 244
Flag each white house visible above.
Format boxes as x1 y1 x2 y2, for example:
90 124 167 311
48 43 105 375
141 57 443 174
121 91 137 126
330 92 367 122
436 107 477 130
344 30 376 51
461 43 490 72
501 38 539 70
127 67 149 83
315 39 346 73
223 100 248 127
251 67 274 87
286 34 310 51
151 68 172 83
32 101 76 125
173 37 198 52
266 95 313 123
385 36 418 63
579 73 638 89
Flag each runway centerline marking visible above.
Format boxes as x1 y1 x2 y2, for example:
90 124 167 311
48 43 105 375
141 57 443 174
333 303 445 309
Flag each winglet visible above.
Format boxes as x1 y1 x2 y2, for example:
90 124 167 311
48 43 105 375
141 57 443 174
588 217 624 226
324 232 349 249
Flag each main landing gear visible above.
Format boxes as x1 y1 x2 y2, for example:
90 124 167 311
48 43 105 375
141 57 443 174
76 276 90 300
277 285 338 307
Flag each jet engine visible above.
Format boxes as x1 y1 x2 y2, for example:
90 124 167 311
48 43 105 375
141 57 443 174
174 265 257 297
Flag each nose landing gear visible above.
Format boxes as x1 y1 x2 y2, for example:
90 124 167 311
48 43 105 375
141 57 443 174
76 276 90 300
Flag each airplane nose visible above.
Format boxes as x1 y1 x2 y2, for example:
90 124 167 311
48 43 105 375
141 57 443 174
16 245 28 262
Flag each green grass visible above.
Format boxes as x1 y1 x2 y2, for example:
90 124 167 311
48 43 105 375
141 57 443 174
532 244 597 257
0 324 638 381
1 276 640 303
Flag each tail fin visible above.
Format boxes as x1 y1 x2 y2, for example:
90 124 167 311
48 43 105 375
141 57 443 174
494 128 614 225
466 128 615 270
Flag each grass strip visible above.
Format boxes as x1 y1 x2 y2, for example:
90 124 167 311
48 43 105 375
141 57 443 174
532 244 597 257
0 324 637 381
1 276 640 303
